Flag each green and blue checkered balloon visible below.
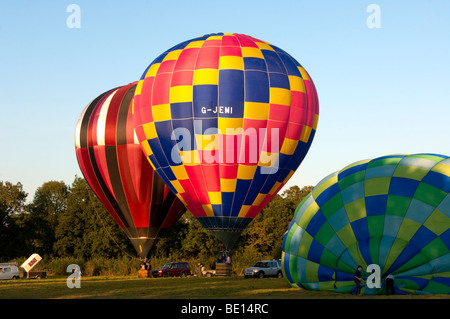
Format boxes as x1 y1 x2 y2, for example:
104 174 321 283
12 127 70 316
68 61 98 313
282 154 450 295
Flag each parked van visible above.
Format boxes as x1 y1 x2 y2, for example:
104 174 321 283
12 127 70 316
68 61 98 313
0 263 20 280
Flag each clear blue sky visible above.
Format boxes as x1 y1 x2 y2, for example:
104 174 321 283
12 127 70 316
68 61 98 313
0 1 449 200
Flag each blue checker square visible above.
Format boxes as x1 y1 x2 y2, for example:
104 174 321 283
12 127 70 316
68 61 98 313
269 73 290 89
365 195 388 216
170 102 193 119
244 70 270 103
261 50 286 74
389 177 420 197
422 171 450 193
243 57 267 71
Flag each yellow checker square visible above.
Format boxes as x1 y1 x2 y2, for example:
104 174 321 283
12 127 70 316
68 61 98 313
345 198 366 222
280 138 300 156
202 204 215 217
299 125 312 143
152 104 171 122
270 87 291 106
185 40 205 49
238 205 251 218
163 49 182 62
253 193 267 206
237 165 257 180
218 118 243 135
431 162 450 177
193 69 219 85
145 63 161 78
241 47 264 59
180 150 201 165
313 113 319 130
171 165 189 180
342 159 371 172
170 85 193 104
220 178 237 192
297 232 313 258
244 102 269 120
206 35 223 41
255 42 275 51
337 224 356 248
395 218 420 242
288 76 305 93
299 200 320 228
144 156 155 170
298 67 311 80
219 56 244 70
141 140 153 157
393 165 428 181
258 151 279 167
313 174 338 199
170 180 185 194
134 80 144 96
142 122 158 140
195 134 218 151
208 192 222 205
423 209 448 235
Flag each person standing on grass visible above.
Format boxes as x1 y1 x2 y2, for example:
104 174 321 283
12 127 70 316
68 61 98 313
354 265 363 295
385 274 395 295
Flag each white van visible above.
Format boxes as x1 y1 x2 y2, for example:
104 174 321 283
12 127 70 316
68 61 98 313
0 263 20 280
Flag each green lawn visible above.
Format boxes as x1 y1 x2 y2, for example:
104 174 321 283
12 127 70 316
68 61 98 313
1 275 449 299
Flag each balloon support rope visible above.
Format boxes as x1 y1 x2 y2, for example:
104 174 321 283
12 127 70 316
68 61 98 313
88 192 135 260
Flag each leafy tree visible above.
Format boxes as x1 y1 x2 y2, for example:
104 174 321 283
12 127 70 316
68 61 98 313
27 181 69 256
239 185 314 258
180 212 221 258
54 176 132 259
0 181 28 260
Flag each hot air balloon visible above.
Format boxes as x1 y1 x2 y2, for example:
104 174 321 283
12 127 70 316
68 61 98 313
133 33 319 250
282 154 450 295
75 82 186 259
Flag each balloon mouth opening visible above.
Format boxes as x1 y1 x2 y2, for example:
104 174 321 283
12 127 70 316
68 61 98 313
129 238 157 259
206 229 243 251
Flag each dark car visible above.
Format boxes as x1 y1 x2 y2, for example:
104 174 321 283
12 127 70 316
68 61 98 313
152 262 191 278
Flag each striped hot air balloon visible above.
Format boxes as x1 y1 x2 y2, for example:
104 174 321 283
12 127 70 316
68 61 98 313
133 33 319 249
75 82 186 259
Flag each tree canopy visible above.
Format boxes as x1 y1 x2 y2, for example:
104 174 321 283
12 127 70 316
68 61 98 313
0 177 313 263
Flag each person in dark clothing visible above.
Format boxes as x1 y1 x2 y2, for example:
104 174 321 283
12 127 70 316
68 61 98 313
385 274 395 295
354 265 363 295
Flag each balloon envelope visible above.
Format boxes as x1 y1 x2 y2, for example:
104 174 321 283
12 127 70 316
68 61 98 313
133 33 319 249
75 82 186 258
282 154 450 295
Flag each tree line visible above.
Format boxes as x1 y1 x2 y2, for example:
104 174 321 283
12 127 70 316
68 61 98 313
0 177 313 265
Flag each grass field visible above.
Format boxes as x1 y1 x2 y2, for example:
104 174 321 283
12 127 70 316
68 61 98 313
1 275 449 299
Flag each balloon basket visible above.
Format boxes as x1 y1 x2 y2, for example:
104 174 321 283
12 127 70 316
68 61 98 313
215 263 232 276
138 269 152 278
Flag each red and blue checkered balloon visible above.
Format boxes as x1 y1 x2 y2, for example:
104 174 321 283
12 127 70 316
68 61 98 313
133 33 319 248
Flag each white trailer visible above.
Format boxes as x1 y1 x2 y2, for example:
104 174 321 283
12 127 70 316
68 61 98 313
20 254 47 279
